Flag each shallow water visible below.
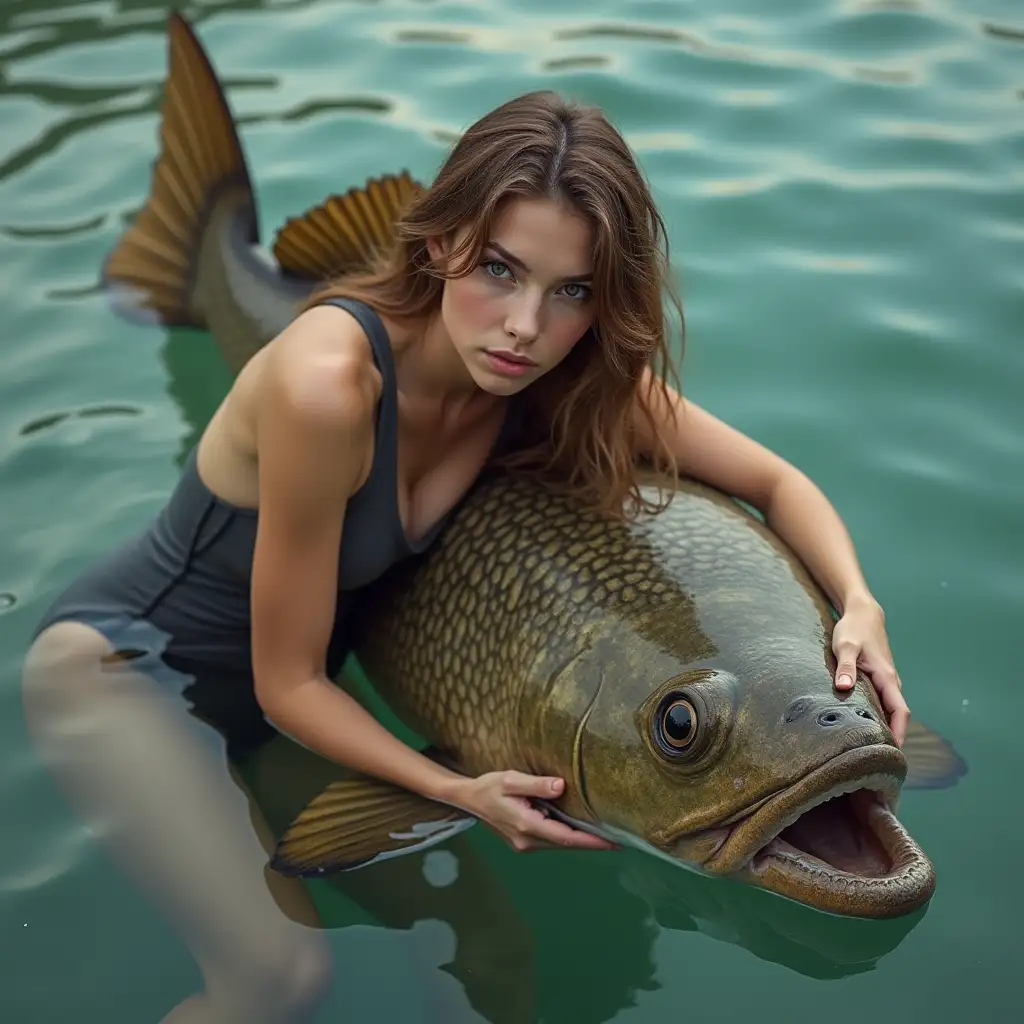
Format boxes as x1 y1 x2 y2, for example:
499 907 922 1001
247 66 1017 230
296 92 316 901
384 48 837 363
1 0 1021 1020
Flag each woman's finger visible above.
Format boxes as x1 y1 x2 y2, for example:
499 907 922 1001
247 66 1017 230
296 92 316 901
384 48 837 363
521 808 617 850
881 682 910 747
833 639 859 691
501 771 565 800
861 662 909 744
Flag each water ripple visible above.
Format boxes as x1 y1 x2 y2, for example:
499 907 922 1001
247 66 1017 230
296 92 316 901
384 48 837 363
0 96 151 184
712 153 1013 195
625 130 699 152
241 95 394 124
1 213 107 240
867 118 1015 142
0 78 138 106
803 6 963 54
349 13 964 89
850 65 916 85
0 823 94 896
768 248 892 274
0 73 274 184
45 281 106 301
393 29 473 45
982 23 1024 45
2 0 325 64
550 18 946 86
542 55 613 72
19 404 143 438
555 24 693 46
717 88 784 107
0 24 53 59
847 1 928 11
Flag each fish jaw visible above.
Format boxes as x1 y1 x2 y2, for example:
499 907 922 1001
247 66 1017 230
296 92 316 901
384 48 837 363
740 789 935 918
665 744 934 918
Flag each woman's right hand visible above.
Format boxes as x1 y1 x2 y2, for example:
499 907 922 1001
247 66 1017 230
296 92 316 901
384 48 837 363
451 770 618 853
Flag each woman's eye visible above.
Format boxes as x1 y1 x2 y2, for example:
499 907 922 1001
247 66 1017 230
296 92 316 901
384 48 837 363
482 260 513 281
559 282 591 301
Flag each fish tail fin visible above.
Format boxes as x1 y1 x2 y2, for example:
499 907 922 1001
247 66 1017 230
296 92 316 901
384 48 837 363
102 11 257 329
270 763 476 878
902 720 968 790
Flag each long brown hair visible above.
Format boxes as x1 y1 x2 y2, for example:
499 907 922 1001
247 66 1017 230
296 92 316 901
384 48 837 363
302 90 684 519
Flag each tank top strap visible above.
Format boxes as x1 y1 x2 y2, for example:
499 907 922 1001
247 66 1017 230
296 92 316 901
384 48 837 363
315 295 398 439
311 295 426 559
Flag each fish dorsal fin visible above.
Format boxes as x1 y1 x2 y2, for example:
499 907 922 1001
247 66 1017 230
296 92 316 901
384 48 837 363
902 720 968 790
270 759 475 877
271 171 424 280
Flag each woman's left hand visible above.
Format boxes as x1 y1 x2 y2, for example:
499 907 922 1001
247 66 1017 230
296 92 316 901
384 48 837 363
831 596 909 747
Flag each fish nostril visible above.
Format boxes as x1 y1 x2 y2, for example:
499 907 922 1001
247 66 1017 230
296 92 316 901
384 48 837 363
817 709 844 727
785 698 811 723
855 708 874 721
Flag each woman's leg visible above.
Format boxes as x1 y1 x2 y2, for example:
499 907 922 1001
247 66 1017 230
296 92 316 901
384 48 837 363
21 621 333 1024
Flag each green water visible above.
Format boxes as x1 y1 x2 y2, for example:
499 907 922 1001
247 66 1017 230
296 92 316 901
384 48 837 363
1 0 1021 1020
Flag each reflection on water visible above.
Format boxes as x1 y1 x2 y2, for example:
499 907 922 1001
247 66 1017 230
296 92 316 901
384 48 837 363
244 712 929 1024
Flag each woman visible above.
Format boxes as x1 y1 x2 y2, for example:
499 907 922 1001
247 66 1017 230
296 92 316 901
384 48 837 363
22 81 908 1024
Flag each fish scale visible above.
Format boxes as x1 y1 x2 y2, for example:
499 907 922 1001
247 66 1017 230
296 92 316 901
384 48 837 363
351 473 767 785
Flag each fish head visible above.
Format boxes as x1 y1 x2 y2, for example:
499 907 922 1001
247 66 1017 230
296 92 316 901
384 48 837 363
576 631 932 919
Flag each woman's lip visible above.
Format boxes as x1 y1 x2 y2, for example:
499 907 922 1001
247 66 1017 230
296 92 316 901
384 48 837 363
485 349 536 366
483 351 535 378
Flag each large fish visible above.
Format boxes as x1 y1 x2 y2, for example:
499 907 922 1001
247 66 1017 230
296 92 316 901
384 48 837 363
104 13 966 920
271 469 964 919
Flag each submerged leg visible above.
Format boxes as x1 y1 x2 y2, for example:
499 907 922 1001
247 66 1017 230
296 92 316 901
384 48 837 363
21 621 332 1023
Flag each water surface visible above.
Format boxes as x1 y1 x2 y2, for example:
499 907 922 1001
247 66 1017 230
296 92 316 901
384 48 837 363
1 0 1021 1020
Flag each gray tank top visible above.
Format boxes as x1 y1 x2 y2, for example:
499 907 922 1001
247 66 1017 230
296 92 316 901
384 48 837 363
171 296 450 590
34 298 465 674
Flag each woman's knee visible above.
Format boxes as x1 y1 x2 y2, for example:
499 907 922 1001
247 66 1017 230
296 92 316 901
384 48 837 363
276 932 333 1019
21 621 109 733
215 927 333 1022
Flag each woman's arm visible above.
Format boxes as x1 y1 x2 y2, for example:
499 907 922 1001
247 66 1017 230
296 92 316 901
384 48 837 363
633 371 909 744
249 307 466 802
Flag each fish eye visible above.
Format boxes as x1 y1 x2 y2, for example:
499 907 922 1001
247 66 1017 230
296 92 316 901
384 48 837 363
654 693 699 757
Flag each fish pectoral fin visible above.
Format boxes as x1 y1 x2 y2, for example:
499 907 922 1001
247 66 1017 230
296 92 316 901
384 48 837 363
269 770 476 878
271 172 423 280
902 720 968 789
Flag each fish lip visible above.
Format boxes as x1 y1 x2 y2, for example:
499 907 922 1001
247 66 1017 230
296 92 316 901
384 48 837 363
698 744 907 876
689 742 935 917
739 790 935 917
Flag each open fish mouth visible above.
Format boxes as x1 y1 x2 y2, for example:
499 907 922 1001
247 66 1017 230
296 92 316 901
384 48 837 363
696 746 936 918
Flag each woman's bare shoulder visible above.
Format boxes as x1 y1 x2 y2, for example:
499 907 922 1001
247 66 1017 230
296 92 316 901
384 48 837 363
258 303 384 436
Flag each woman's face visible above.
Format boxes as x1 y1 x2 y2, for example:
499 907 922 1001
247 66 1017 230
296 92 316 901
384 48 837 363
427 196 596 395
